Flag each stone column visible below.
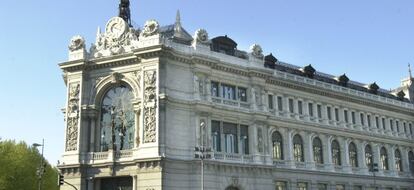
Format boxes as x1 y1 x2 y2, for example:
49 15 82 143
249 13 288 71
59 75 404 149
293 98 300 120
303 100 310 122
372 144 383 176
321 104 328 125
388 145 397 176
338 107 346 128
323 135 333 171
341 137 352 173
358 140 368 174
282 96 289 117
305 132 315 169
401 147 410 176
89 115 97 152
355 111 362 131
285 129 294 168
206 77 212 102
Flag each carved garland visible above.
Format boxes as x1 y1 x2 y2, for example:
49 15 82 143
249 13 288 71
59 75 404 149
143 70 157 143
66 83 80 151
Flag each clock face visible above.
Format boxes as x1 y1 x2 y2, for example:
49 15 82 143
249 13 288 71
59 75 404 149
106 17 127 39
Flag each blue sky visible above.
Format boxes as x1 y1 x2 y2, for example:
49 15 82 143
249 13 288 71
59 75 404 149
0 0 413 164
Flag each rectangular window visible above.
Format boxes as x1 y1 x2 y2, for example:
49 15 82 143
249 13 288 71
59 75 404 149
211 81 219 97
297 182 308 190
240 125 249 154
335 108 339 121
360 113 365 126
221 84 236 100
375 116 379 128
211 121 221 152
268 94 274 109
298 100 303 115
327 106 332 120
308 103 314 117
351 111 356 124
289 99 294 113
344 110 349 123
238 87 247 102
382 118 386 130
390 119 394 131
317 105 322 118
404 122 407 133
396 121 400 132
410 123 412 134
223 122 238 154
367 115 371 127
275 181 287 190
277 96 283 111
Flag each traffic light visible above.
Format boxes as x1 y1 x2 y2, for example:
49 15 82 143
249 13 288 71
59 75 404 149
58 173 64 186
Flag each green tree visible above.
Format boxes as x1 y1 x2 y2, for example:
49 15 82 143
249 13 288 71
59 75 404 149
0 139 59 190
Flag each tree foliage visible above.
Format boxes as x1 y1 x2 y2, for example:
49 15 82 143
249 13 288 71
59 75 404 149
0 139 59 190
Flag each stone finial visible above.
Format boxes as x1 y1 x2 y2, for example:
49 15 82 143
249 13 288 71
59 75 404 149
336 74 349 86
301 64 316 78
396 90 406 100
264 53 278 69
250 44 263 58
367 82 379 94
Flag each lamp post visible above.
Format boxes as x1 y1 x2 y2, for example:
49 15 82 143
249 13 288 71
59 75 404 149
194 121 212 190
33 139 45 190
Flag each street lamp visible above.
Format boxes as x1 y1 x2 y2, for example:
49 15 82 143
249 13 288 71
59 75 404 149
194 121 212 190
33 139 45 190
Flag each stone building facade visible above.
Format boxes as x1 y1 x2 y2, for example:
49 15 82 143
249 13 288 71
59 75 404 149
57 6 414 190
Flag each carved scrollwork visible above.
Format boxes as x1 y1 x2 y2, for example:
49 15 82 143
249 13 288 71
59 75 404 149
66 83 80 151
143 70 157 143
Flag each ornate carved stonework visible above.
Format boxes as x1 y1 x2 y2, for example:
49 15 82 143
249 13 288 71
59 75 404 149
140 20 160 38
90 17 140 58
250 44 263 58
143 70 157 143
194 29 209 44
66 83 80 151
68 35 85 52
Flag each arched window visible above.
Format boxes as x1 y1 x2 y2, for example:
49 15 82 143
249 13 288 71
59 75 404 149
380 147 389 170
349 142 358 167
272 131 283 160
365 145 373 170
409 151 414 174
313 137 323 164
293 134 304 162
100 85 135 152
331 140 341 166
395 149 402 172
